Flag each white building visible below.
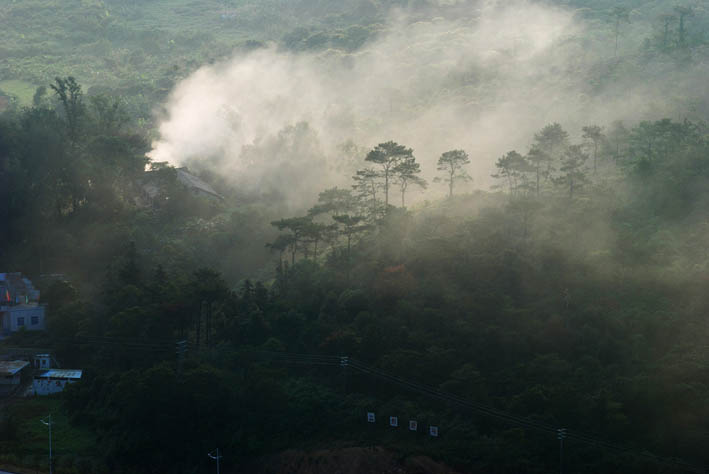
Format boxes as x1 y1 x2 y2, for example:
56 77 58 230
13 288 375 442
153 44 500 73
33 369 83 396
0 273 46 336
33 353 53 370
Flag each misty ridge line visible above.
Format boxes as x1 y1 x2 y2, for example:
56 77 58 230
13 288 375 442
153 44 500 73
148 0 707 209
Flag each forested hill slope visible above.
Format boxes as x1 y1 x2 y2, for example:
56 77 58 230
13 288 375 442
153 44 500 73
2 1 709 473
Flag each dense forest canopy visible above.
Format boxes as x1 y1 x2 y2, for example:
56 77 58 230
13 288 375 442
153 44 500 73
1 0 709 473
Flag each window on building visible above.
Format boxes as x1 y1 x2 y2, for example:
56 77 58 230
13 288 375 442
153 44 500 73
31 316 39 325
17 317 25 326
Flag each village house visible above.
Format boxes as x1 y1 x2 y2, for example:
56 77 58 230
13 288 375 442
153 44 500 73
139 167 223 207
33 369 83 396
0 360 30 386
0 360 30 396
0 273 46 336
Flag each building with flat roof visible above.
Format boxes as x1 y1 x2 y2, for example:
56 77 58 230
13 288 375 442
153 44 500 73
33 369 83 396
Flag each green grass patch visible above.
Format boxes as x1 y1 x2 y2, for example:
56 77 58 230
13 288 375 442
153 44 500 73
0 80 37 106
0 397 98 472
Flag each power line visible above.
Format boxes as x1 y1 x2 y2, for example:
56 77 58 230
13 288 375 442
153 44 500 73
343 357 705 474
8 341 704 473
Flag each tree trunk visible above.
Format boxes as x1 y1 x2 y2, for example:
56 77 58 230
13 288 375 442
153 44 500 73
679 15 685 46
536 167 540 196
346 232 352 283
384 169 389 208
195 302 202 347
206 302 210 347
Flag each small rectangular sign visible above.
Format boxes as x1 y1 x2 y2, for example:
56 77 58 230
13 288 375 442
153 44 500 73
389 416 398 427
409 420 418 431
429 425 439 437
367 412 376 423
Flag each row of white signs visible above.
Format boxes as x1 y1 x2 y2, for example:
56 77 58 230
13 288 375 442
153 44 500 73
367 412 439 437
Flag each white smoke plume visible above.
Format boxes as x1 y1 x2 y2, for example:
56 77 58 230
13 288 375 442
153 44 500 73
149 0 706 207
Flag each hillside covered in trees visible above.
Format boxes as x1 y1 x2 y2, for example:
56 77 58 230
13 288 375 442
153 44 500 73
2 1 709 473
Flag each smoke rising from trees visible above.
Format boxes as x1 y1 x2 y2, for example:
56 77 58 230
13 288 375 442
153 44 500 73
149 0 708 207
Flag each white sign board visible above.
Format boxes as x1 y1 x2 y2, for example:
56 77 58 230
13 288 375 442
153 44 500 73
389 416 398 427
429 425 439 437
367 412 376 423
409 420 418 431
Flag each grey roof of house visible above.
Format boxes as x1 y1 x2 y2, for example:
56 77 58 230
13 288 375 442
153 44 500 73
176 168 223 199
0 360 29 376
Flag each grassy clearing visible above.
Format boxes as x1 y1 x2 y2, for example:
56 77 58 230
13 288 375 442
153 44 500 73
0 80 37 106
0 397 97 472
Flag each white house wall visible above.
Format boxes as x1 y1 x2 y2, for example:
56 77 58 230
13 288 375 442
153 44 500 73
33 378 75 395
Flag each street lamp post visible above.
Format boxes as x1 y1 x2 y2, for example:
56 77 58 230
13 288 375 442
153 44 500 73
557 428 567 474
208 448 222 474
40 414 53 474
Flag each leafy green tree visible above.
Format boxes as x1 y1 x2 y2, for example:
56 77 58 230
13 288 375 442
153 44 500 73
32 85 48 107
332 214 369 280
673 6 694 48
393 156 426 207
271 216 313 265
308 187 356 217
610 6 630 58
266 234 294 267
365 141 413 209
605 120 630 164
89 94 129 136
435 149 472 198
352 167 382 218
533 123 568 180
50 76 85 146
301 220 332 260
493 151 532 197
189 268 229 347
525 145 550 196
555 144 589 198
658 13 676 50
582 125 605 174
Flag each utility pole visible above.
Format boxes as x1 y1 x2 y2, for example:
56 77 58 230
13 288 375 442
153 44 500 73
340 356 349 392
176 340 188 377
557 428 567 474
208 448 222 474
40 414 53 474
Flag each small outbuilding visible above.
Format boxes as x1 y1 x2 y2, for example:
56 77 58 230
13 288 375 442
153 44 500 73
0 360 30 385
33 369 82 395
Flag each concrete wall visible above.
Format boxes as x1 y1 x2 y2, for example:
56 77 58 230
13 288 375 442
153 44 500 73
33 378 75 395
0 374 21 385
6 306 45 332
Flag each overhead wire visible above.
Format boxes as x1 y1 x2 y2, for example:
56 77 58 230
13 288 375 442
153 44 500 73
3 339 702 472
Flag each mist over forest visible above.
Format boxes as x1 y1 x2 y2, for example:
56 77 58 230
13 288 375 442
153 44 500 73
1 0 709 473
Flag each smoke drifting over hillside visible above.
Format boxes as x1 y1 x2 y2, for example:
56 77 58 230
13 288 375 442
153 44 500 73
149 0 705 206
